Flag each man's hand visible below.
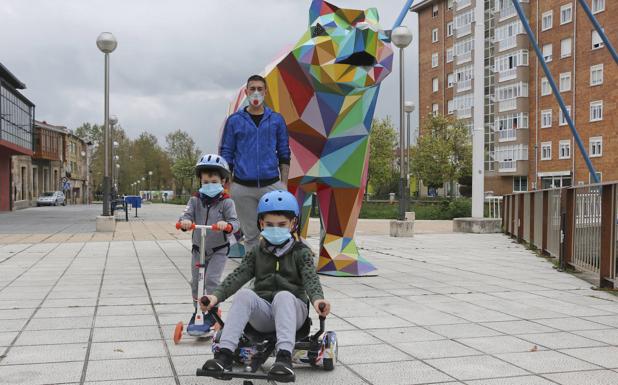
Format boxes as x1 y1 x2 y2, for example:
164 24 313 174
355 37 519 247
180 220 193 231
199 295 218 312
313 299 330 317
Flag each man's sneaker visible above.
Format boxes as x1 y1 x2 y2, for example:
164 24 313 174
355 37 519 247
203 348 233 373
269 350 295 382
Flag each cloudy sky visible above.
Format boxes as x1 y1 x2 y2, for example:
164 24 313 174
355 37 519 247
1 0 419 153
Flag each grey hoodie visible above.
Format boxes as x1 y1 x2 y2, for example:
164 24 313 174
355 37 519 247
179 194 240 255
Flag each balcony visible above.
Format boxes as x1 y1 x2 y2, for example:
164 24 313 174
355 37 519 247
498 99 517 112
499 160 517 172
455 24 472 38
498 68 518 82
497 129 517 142
496 5 517 21
455 0 471 11
456 79 472 93
457 107 472 119
498 36 517 52
456 51 472 65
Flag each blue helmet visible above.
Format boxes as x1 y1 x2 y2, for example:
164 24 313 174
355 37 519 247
257 190 299 217
195 154 230 179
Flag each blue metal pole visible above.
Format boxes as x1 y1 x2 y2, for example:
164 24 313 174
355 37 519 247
392 0 415 30
511 0 600 184
576 0 618 65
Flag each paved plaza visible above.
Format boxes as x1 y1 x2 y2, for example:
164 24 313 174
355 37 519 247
2 205 618 385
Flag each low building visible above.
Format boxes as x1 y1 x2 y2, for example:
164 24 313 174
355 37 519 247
62 130 88 204
32 121 65 199
0 62 35 211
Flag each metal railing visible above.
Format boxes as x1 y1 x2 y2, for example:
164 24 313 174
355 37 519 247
503 182 617 288
486 196 503 219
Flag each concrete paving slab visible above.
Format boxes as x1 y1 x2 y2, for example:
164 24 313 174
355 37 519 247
0 343 88 365
544 370 618 385
426 355 528 381
84 357 173 382
395 339 482 360
349 360 454 385
495 350 600 374
0 361 83 385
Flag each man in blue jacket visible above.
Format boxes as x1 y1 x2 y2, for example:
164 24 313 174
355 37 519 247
220 74 291 252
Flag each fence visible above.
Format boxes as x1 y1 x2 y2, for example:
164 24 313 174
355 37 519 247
503 183 617 288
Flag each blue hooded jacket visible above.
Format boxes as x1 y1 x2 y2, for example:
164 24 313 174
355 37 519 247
220 107 291 187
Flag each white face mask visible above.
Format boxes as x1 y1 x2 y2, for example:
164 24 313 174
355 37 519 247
248 91 264 107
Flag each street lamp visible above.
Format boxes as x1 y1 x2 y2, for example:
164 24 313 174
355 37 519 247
96 32 117 216
391 25 413 221
404 101 415 195
148 171 153 200
112 140 119 189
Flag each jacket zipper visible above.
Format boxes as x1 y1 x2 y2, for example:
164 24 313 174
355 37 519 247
256 115 260 188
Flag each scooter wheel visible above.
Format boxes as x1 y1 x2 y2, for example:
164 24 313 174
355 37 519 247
173 322 183 344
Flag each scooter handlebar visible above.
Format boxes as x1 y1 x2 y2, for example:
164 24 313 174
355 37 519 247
175 222 231 232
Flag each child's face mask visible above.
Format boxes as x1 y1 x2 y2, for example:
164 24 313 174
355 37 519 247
248 91 264 107
199 182 223 198
260 215 296 245
261 226 291 245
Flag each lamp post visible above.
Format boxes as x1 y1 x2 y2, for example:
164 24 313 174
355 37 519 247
404 101 415 197
112 139 119 191
148 171 153 200
96 32 117 216
391 26 413 221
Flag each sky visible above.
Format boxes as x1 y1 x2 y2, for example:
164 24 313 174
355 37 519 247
0 0 419 154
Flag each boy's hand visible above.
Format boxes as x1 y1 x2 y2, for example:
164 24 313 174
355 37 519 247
215 221 232 233
199 295 218 312
313 299 330 317
180 220 193 231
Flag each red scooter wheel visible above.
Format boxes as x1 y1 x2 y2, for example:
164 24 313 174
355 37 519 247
173 322 183 344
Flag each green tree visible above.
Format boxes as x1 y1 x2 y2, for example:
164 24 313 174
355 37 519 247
409 114 472 196
165 130 201 194
368 117 397 199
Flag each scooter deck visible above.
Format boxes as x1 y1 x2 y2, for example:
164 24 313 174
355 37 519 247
196 368 294 383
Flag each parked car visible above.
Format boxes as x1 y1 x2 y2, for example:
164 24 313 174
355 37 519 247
37 191 66 207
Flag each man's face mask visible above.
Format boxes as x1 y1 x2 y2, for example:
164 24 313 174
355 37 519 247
248 91 264 107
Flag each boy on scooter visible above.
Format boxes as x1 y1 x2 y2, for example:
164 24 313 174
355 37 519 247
179 154 240 335
200 190 330 381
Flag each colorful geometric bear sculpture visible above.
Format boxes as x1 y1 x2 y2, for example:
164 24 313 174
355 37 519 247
225 0 393 276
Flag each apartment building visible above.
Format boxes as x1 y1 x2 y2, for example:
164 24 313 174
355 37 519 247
529 0 616 189
413 0 616 196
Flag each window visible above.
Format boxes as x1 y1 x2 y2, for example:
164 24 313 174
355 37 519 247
448 0 454 10
541 142 552 160
560 3 572 24
589 172 602 184
559 72 571 92
561 38 572 58
494 20 524 51
446 47 454 63
432 103 439 116
447 73 454 88
592 30 605 50
432 77 439 92
542 11 553 31
542 43 552 62
592 0 605 14
590 64 604 86
590 101 603 121
454 10 475 37
494 49 529 74
513 176 528 192
432 28 439 43
447 99 454 114
559 140 571 159
541 110 552 128
432 53 439 68
541 77 551 96
590 136 602 157
455 64 474 91
432 4 439 17
559 106 571 126
447 22 453 37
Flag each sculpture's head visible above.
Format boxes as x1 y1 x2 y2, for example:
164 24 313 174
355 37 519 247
293 0 393 93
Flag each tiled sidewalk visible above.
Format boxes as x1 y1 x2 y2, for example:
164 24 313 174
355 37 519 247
1 233 618 385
